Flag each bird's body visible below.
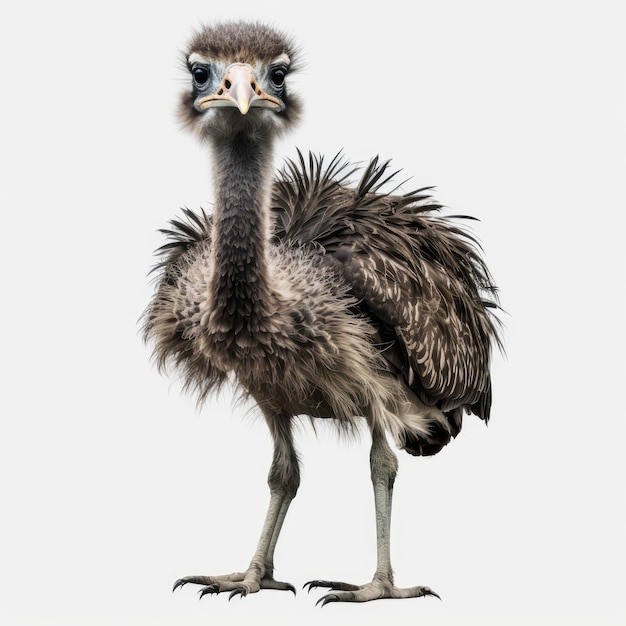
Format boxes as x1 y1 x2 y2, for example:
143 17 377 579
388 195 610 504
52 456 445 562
144 21 501 604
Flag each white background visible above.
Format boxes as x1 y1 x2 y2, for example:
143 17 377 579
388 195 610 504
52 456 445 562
1 1 624 625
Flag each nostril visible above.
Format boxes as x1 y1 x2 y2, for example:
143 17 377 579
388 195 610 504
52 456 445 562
217 88 224 95
224 79 231 89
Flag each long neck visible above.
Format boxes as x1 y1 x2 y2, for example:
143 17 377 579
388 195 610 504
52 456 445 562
208 136 275 326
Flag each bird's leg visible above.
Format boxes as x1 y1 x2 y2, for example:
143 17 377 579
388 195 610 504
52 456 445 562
174 415 299 599
262 488 294 580
306 426 439 605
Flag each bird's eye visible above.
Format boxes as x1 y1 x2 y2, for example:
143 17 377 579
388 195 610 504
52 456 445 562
192 66 209 86
270 67 286 88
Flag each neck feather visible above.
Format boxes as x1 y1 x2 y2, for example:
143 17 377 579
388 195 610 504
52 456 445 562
208 136 275 325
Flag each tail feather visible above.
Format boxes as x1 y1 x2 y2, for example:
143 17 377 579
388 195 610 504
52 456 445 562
401 408 463 457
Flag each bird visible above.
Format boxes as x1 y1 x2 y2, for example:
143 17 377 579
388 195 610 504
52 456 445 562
143 21 501 605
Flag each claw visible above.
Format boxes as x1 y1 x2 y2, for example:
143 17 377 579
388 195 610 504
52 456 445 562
286 583 296 596
229 587 248 601
303 580 324 593
172 579 186 592
423 587 442 601
316 593 339 607
199 584 219 599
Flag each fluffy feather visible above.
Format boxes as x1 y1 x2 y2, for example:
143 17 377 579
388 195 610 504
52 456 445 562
144 151 501 454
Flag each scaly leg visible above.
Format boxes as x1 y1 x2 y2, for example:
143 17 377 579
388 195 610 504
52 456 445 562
174 414 299 600
305 426 439 605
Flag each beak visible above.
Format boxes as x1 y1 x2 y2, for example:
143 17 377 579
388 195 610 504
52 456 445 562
197 64 282 115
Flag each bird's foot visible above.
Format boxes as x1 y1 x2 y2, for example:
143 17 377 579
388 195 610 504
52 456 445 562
173 571 295 600
304 577 440 605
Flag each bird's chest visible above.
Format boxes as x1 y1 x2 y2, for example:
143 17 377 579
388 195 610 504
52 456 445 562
175 245 370 416
193 299 339 414
199 312 289 373
188 281 300 374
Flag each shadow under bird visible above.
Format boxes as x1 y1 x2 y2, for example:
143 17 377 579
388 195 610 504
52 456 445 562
143 21 502 605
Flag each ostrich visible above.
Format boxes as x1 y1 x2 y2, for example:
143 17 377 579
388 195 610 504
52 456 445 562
143 21 501 605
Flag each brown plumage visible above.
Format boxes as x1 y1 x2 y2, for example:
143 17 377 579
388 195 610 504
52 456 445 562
143 21 501 604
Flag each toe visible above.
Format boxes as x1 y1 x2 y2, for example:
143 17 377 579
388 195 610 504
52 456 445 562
173 575 216 592
304 579 360 592
260 576 295 594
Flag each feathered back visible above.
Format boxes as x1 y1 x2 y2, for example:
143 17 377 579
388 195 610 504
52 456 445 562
272 151 502 425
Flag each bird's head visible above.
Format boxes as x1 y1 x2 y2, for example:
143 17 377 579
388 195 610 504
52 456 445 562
179 22 302 142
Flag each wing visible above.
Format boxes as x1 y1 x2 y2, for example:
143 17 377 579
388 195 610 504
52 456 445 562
272 151 501 419
142 207 230 400
148 207 213 279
